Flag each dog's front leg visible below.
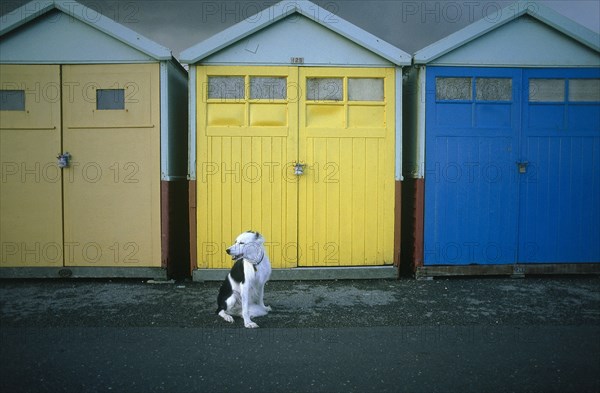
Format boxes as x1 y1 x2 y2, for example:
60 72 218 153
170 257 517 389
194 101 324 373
256 284 272 313
241 283 259 328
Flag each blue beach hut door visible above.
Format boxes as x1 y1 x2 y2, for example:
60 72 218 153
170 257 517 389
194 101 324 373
424 67 600 265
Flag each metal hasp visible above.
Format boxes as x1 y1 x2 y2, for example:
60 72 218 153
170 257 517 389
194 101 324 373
57 152 71 168
517 161 529 174
294 162 306 176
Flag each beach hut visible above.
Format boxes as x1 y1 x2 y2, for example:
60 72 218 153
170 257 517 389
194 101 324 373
0 0 188 278
180 0 411 280
403 1 600 277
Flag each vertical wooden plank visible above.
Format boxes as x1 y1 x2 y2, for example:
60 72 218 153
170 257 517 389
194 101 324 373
364 137 379 265
210 137 223 268
325 138 341 266
339 138 354 264
352 138 366 264
231 137 243 239
251 136 262 229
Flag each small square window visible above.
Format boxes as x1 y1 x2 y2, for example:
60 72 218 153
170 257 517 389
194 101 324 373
208 76 244 99
569 79 600 102
436 77 472 100
348 78 384 101
0 90 25 111
97 89 125 110
529 79 565 102
307 78 343 101
476 78 512 101
250 77 287 100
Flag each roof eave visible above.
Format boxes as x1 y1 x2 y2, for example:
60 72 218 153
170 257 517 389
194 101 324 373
1 0 173 61
180 0 411 66
414 1 600 65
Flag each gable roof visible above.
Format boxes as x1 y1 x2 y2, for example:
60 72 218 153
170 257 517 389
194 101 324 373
0 0 172 60
414 1 600 64
180 0 410 66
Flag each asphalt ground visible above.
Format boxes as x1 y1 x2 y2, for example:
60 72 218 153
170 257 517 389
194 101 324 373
1 276 599 393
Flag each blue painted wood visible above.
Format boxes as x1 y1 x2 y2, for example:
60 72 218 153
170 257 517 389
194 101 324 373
424 67 521 265
424 66 600 265
519 68 600 263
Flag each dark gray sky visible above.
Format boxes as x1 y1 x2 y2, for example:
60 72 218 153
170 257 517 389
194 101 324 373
2 1 599 58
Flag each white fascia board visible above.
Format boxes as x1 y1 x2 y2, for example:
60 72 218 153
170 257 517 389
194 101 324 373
53 1 172 60
180 4 295 63
414 1 599 64
294 1 411 65
187 66 197 181
180 0 410 66
531 2 600 52
414 5 523 64
1 0 172 60
0 1 55 35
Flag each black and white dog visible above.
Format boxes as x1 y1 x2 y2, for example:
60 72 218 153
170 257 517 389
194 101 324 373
216 231 272 328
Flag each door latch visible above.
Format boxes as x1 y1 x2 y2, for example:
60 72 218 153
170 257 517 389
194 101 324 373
293 162 306 176
57 152 71 168
517 161 529 174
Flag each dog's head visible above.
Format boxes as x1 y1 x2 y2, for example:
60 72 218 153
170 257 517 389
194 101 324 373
226 231 265 264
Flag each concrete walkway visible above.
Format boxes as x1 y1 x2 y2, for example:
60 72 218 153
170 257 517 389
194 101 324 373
1 277 599 392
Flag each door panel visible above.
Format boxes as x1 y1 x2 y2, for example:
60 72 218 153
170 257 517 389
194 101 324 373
424 67 521 265
425 67 600 265
62 64 161 267
299 67 395 266
196 66 298 269
519 69 600 263
196 66 396 268
0 65 63 267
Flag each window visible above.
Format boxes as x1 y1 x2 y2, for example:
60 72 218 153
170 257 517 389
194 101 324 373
0 90 25 111
348 78 384 101
476 78 512 101
569 79 600 102
529 79 565 102
250 77 287 100
436 77 472 100
207 76 244 99
96 89 125 110
306 78 343 101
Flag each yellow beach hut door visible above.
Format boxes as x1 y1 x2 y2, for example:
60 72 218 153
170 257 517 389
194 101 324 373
1 65 63 267
196 66 395 268
298 68 396 266
0 64 160 268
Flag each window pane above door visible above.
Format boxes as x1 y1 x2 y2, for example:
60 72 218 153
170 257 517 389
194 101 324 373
208 76 244 99
569 79 600 102
476 78 512 101
348 78 384 101
306 78 343 101
436 77 472 100
250 77 287 100
529 79 565 102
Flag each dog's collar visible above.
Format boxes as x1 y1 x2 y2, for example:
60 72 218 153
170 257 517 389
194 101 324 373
248 252 264 266
234 252 264 266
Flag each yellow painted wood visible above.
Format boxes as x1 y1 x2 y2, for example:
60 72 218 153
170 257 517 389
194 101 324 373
298 67 395 266
0 65 63 267
196 66 395 268
196 66 298 269
62 64 161 267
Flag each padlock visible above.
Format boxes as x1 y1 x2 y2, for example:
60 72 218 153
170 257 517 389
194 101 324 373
57 152 71 168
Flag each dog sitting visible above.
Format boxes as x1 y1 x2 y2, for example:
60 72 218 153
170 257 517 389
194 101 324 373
216 231 272 328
